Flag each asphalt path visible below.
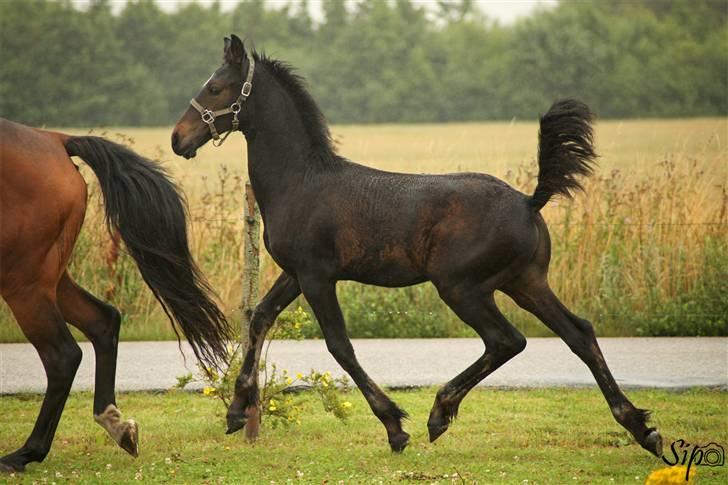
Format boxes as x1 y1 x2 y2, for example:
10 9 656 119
0 338 726 394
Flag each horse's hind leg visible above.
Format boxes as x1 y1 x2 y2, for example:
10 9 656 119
298 276 410 452
0 290 82 472
428 285 526 442
56 272 138 457
506 282 662 456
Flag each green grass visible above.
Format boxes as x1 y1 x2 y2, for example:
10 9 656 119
1 388 726 483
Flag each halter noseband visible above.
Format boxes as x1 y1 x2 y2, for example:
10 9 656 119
190 55 255 147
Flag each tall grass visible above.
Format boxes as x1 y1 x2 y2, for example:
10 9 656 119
0 120 725 341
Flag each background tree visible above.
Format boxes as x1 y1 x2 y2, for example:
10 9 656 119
0 0 724 126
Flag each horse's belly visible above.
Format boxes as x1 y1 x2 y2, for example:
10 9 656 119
345 269 427 288
338 246 427 287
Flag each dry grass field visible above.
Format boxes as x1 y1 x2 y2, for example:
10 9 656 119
0 118 726 341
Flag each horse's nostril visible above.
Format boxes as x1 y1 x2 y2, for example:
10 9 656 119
171 131 180 150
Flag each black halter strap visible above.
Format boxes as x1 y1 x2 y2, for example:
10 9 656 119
189 55 255 146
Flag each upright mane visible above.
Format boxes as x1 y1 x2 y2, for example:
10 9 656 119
253 52 341 170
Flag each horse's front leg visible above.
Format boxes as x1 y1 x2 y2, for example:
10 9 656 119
226 272 300 437
298 275 410 452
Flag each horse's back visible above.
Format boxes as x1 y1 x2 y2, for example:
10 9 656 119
0 119 87 296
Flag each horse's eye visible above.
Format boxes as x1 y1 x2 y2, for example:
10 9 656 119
208 85 222 95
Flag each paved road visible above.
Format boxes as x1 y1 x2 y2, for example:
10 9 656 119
0 338 726 394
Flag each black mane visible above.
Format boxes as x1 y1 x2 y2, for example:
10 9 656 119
253 52 342 170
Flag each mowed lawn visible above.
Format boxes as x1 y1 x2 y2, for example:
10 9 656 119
1 387 726 483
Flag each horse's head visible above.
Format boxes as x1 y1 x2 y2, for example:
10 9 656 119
171 34 254 159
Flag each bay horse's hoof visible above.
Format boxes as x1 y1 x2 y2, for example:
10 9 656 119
389 431 410 453
119 420 139 458
642 429 663 457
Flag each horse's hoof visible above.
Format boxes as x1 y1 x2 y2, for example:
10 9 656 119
643 429 663 457
119 420 139 458
389 431 410 453
226 413 246 435
427 409 450 443
427 422 449 443
0 456 25 473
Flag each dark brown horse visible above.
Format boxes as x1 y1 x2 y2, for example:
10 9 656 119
171 35 662 457
0 119 231 472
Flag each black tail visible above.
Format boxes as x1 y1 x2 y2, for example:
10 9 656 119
65 136 232 369
529 99 598 211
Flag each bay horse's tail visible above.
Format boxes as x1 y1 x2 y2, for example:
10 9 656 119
529 99 598 211
64 136 232 369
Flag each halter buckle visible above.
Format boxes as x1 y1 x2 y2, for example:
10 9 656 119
201 109 215 124
231 102 241 114
241 82 252 97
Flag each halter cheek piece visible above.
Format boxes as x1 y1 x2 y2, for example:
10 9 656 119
190 55 255 147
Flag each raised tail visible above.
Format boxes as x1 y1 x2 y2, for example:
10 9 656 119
64 136 232 369
529 99 598 211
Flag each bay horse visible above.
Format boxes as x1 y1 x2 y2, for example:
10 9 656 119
171 35 662 457
0 119 232 472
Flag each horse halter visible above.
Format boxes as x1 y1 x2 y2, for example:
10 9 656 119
189 55 255 147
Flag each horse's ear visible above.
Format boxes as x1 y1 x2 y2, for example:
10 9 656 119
224 34 246 65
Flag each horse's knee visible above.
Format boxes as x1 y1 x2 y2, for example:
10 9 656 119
505 332 527 357
572 315 595 339
489 330 526 361
44 342 82 383
326 341 356 369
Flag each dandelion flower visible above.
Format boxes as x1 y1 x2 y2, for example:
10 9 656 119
645 466 695 485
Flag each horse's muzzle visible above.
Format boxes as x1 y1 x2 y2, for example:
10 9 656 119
171 129 199 159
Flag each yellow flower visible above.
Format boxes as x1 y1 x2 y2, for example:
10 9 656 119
286 377 293 385
342 401 352 408
202 386 216 396
296 373 303 380
645 466 695 485
268 405 277 412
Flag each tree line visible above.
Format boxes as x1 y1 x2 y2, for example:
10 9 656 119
0 0 725 127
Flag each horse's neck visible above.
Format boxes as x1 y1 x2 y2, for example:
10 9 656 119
245 79 311 214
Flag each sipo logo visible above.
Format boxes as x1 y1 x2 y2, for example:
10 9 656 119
662 439 724 480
